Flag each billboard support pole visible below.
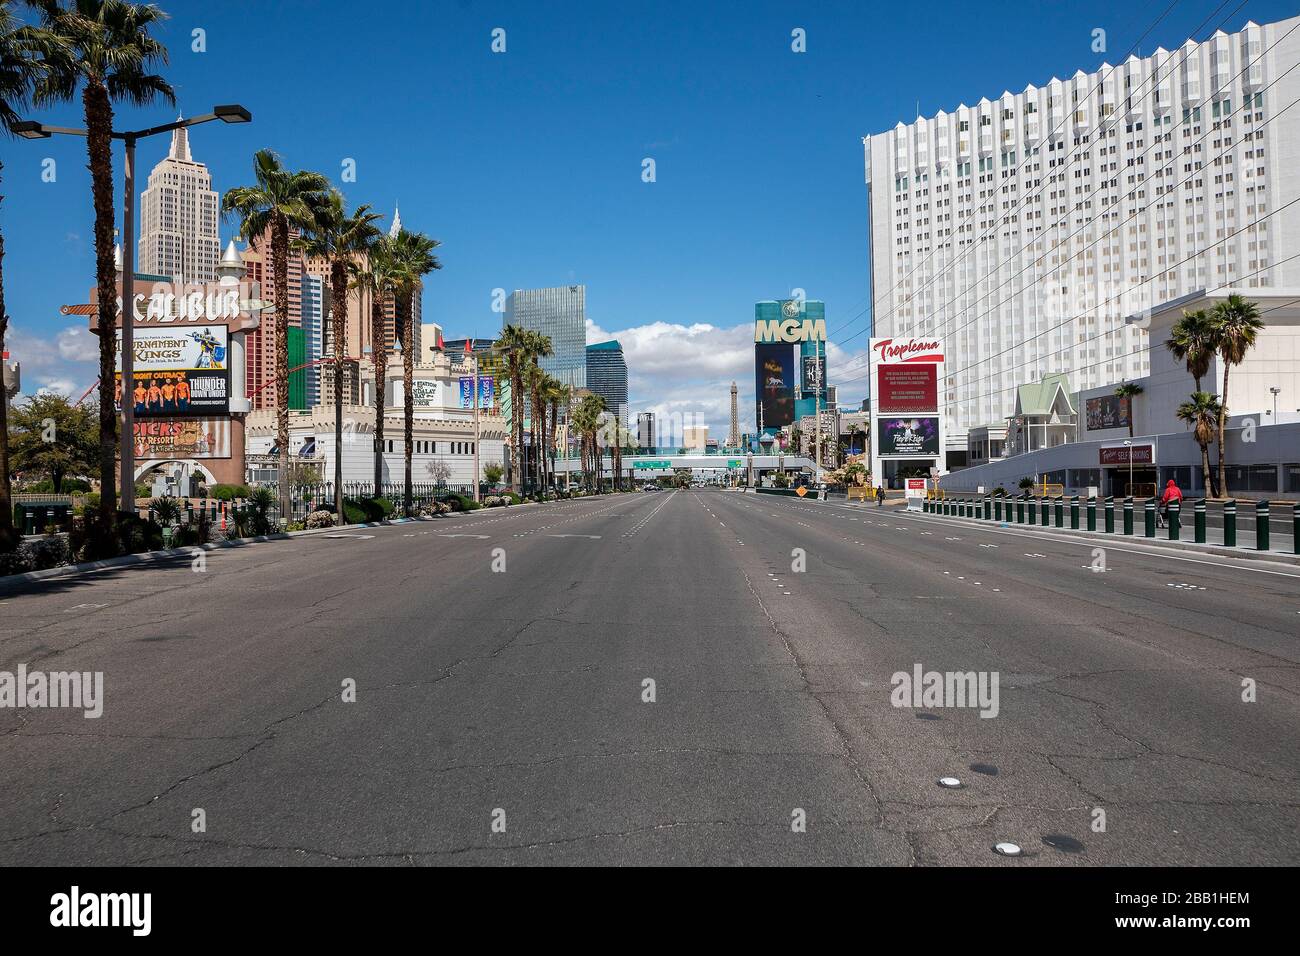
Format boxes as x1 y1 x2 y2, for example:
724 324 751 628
119 135 136 515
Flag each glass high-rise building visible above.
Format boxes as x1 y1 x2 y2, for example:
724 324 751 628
585 340 628 424
505 285 586 389
301 273 327 408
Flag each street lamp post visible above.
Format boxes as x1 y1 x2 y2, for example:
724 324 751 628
1123 439 1133 497
1270 386 1281 421
14 106 252 514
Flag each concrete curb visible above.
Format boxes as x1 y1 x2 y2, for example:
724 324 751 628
0 499 563 594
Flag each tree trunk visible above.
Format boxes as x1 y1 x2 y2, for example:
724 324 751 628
510 371 522 494
0 159 15 551
84 82 118 532
1200 440 1212 500
401 289 413 515
270 214 292 524
1217 364 1230 497
330 259 348 519
372 291 386 498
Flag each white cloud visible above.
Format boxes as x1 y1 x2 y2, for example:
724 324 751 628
57 326 99 362
36 378 77 397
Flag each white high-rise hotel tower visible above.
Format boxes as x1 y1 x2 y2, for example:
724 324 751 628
864 16 1300 448
138 122 220 282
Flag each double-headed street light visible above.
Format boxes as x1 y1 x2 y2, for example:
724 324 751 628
14 106 251 514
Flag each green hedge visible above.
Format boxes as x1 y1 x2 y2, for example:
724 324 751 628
210 483 251 501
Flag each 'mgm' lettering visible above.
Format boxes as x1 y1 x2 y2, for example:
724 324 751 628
754 318 826 343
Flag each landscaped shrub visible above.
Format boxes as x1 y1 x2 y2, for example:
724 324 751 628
0 548 35 576
452 494 481 511
305 510 335 529
503 491 521 504
210 483 251 502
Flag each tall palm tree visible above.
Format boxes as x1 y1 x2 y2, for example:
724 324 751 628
522 361 544 495
497 324 547 493
389 228 440 515
541 372 565 493
33 0 174 531
0 0 59 551
1113 381 1143 439
1165 308 1216 393
1210 294 1264 496
222 150 328 520
349 233 397 498
295 189 382 520
1177 392 1222 500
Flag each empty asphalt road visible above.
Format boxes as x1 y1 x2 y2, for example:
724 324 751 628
1 489 1297 865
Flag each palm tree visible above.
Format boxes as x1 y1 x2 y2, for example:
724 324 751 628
497 326 550 493
541 372 565 493
222 150 329 520
296 190 382 520
497 324 531 493
0 0 59 551
388 228 440 515
522 361 544 495
349 233 397 498
1210 294 1264 496
33 0 174 531
1113 381 1143 439
1165 308 1217 393
1177 392 1222 499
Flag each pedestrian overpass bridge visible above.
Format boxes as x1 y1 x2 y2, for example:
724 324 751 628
550 453 815 477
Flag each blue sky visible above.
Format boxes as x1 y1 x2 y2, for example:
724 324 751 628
5 0 1294 431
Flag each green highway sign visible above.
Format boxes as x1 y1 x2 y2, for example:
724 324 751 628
727 459 742 468
635 460 672 469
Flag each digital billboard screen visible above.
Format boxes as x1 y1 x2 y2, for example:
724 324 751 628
877 417 940 457
1085 395 1131 431
876 363 937 413
755 343 795 428
115 327 229 416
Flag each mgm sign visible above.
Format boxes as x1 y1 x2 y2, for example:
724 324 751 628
754 299 827 343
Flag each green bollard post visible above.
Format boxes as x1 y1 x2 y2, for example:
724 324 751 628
1086 496 1097 531
1256 500 1270 551
1223 500 1236 547
1168 499 1180 540
1054 496 1064 527
1016 496 1024 524
1104 496 1115 533
1027 495 1036 525
1194 499 1207 544
1070 495 1080 530
1144 499 1156 537
1294 502 1300 555
1123 497 1133 535
1040 496 1050 526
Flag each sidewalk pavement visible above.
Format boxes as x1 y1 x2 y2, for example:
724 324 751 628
907 500 1300 567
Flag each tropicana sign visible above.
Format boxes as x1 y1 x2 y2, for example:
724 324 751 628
872 337 944 364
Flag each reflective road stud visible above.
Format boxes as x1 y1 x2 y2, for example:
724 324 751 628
1086 496 1097 532
1104 496 1115 534
1168 499 1180 540
1194 499 1207 544
1145 499 1156 537
1071 495 1080 530
1256 500 1270 551
1224 499 1236 547
1054 496 1064 528
1123 496 1134 535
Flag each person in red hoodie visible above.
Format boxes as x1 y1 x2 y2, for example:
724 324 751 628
1158 478 1183 527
